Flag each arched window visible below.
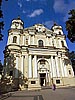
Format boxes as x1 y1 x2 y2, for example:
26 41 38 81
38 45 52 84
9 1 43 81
59 31 61 35
38 40 43 47
26 38 28 45
61 41 64 47
13 36 17 43
69 70 71 75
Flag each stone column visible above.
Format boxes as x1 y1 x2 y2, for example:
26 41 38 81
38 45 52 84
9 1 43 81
49 57 52 78
21 56 24 77
60 58 65 77
46 70 49 83
28 55 32 78
53 57 57 77
63 59 68 77
51 56 54 77
33 55 37 78
55 57 60 77
46 71 47 86
15 56 18 78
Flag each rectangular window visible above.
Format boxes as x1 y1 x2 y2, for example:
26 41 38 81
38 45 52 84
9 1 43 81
56 80 60 84
31 81 36 84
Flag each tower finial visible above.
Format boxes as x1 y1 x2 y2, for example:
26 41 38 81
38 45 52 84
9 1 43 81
17 16 20 20
53 21 57 26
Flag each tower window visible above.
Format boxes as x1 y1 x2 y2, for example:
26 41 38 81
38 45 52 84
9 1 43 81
61 41 64 47
26 38 28 45
59 31 61 35
69 70 71 75
53 56 55 59
13 36 17 43
38 40 43 47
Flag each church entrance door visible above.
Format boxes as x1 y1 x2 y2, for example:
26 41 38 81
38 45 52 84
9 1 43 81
40 73 46 86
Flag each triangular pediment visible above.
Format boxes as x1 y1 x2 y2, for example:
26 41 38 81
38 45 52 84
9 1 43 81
24 23 53 35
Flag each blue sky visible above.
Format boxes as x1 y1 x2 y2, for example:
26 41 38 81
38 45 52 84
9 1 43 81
0 0 75 63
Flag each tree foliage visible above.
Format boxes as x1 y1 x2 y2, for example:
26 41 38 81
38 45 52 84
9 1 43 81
0 0 8 41
0 60 3 74
0 0 4 41
66 9 75 42
69 51 75 75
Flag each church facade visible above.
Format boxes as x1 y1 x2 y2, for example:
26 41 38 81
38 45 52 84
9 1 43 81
3 17 75 90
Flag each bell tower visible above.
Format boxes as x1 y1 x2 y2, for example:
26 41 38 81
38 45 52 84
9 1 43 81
11 16 24 29
7 17 24 45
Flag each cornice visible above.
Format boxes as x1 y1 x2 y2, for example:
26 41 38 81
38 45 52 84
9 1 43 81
8 29 23 33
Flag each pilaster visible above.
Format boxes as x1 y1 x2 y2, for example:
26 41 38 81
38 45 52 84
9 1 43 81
51 56 55 77
33 55 37 78
21 56 24 77
63 59 68 77
55 57 60 77
28 55 32 78
60 57 65 77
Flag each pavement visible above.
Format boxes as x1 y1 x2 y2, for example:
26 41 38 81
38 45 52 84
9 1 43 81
0 87 75 100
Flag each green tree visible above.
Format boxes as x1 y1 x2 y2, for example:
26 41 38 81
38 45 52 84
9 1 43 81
0 0 8 41
65 9 75 42
69 51 75 75
0 0 4 41
0 60 3 74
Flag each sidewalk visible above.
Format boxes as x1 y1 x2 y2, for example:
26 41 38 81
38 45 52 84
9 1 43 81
0 87 75 100
0 92 14 100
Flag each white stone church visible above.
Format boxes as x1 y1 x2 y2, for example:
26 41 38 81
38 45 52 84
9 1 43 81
3 17 75 90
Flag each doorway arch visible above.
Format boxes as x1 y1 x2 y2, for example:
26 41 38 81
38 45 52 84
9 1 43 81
37 58 50 86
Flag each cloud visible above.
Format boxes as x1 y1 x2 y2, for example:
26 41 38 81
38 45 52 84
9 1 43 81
63 1 75 22
25 0 47 5
43 21 54 29
28 9 44 17
26 0 30 1
26 0 45 2
18 0 22 8
53 0 67 14
53 0 75 22
22 10 26 14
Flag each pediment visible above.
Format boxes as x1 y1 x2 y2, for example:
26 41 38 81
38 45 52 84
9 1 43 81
24 24 53 35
